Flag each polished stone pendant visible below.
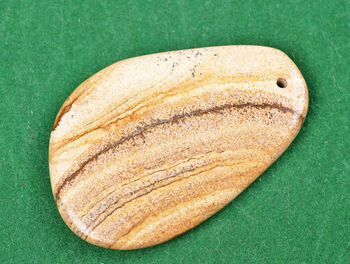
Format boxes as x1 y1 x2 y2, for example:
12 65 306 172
49 46 308 249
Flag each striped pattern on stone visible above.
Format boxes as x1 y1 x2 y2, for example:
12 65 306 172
49 46 308 249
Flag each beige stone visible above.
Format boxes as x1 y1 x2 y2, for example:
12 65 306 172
49 46 308 249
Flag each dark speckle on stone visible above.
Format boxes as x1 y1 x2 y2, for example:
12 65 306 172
191 68 196 77
29 135 34 140
22 183 27 190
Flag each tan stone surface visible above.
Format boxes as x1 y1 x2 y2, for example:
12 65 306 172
49 46 308 249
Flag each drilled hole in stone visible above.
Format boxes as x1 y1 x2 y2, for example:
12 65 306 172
277 78 287 88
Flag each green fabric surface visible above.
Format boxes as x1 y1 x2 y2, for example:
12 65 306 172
1 0 349 263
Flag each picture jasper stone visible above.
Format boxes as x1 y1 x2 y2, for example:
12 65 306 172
49 46 308 249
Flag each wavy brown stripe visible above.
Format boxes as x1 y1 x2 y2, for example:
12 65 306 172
85 160 251 240
50 72 286 153
54 101 301 202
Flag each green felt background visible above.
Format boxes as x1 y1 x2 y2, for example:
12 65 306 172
1 0 349 263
